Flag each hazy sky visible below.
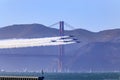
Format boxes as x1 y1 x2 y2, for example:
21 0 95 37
0 0 120 32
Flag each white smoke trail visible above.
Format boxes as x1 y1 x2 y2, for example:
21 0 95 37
0 36 75 49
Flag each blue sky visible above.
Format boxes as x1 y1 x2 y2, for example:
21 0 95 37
0 0 120 32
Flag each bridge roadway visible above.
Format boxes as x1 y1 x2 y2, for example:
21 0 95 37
0 54 74 58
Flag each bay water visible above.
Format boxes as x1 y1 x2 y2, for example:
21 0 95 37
0 72 120 80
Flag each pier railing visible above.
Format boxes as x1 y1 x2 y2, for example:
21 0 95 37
0 76 44 80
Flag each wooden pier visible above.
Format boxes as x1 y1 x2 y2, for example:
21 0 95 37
0 76 44 80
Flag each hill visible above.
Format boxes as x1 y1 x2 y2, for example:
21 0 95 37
0 24 120 72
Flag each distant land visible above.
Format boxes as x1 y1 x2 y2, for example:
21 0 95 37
0 23 120 72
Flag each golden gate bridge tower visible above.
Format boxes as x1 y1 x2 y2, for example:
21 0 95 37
58 21 64 72
49 21 79 72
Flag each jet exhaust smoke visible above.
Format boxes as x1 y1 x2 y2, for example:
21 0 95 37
0 36 75 49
